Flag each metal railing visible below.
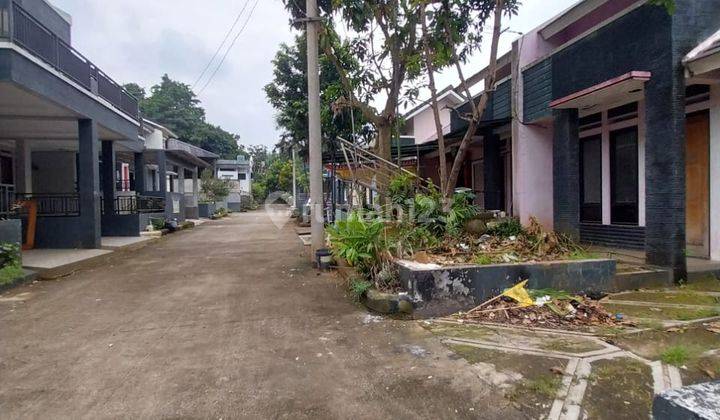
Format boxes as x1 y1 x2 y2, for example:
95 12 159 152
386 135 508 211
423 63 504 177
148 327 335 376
0 184 15 218
9 3 139 120
16 193 80 217
116 179 134 192
114 195 165 215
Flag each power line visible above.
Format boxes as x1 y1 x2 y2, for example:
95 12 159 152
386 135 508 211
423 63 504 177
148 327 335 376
192 0 252 89
198 0 260 95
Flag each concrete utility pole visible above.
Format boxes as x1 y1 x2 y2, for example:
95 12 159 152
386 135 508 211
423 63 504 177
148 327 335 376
306 0 324 256
291 146 297 210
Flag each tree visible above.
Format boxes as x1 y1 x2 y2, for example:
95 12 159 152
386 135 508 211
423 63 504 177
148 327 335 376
130 75 240 159
123 83 146 102
422 0 518 199
282 1 424 162
200 169 231 203
265 34 371 156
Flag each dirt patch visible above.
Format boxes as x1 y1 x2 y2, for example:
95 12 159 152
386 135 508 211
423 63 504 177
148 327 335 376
446 344 562 419
583 358 653 420
612 291 720 306
424 321 606 355
602 303 720 321
614 326 720 382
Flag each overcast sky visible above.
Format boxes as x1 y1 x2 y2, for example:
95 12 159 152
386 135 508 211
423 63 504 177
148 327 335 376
52 0 578 148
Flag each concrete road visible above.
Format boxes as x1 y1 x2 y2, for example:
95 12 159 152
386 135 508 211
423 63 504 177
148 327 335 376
0 210 519 419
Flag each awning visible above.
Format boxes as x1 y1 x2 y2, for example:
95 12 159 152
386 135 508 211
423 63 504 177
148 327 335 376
549 71 651 110
684 29 720 78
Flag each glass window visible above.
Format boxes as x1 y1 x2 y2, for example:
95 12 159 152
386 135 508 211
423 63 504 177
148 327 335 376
580 136 602 222
579 113 602 131
238 173 247 180
610 127 639 225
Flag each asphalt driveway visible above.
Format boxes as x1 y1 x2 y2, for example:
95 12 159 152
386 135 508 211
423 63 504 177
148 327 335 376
0 209 518 419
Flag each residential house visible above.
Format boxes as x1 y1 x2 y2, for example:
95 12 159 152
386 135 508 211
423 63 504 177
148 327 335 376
140 120 217 223
0 0 147 248
215 155 252 211
404 0 720 280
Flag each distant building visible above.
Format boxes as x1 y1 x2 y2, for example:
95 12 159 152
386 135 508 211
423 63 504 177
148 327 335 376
215 156 252 211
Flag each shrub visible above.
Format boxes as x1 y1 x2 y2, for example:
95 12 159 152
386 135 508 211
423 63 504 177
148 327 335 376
200 169 232 203
0 243 22 286
388 173 415 206
445 189 479 235
487 218 524 238
327 212 385 274
150 218 165 231
661 346 690 366
349 278 372 301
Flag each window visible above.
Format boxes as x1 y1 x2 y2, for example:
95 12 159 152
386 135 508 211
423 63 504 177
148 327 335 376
0 155 13 185
610 127 639 225
238 173 247 180
579 113 602 131
607 102 638 124
150 169 157 191
580 135 602 222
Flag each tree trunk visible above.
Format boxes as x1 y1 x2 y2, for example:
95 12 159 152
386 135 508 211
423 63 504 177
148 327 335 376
444 0 504 199
376 123 393 163
420 3 448 196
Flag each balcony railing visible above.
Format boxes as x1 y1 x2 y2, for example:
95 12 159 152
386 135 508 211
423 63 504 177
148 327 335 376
114 195 165 215
16 193 80 217
0 184 15 218
8 3 139 120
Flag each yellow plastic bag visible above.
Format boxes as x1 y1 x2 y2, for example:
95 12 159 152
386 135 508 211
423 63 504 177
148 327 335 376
502 280 534 308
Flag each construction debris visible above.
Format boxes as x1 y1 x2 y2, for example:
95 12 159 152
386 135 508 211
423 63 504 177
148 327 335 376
458 281 618 329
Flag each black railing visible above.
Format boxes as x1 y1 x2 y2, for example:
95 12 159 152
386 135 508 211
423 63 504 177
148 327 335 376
16 193 80 217
0 185 15 218
116 179 134 192
114 195 165 215
9 3 139 120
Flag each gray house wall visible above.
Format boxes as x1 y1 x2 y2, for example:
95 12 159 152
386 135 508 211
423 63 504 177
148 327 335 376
32 151 76 193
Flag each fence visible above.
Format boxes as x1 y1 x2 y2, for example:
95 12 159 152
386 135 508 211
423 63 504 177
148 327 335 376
10 3 139 119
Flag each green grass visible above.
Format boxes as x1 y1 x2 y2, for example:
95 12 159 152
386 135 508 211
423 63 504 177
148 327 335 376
508 376 561 400
567 250 599 260
661 346 691 366
0 263 24 286
473 254 494 265
349 278 372 302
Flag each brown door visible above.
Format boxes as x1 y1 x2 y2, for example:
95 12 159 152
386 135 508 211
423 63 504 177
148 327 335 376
686 111 710 258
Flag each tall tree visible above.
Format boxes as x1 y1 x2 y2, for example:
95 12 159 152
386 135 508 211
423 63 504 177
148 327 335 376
130 75 240 158
422 0 518 199
282 1 424 162
265 34 371 156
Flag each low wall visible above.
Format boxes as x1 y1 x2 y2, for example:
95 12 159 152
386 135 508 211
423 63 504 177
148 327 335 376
186 206 199 219
199 203 216 218
34 216 86 249
0 219 22 247
397 259 617 314
101 214 141 237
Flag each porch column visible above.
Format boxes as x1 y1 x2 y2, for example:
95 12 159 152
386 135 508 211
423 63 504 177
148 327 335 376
644 67 686 280
134 152 146 194
14 140 32 194
192 167 199 195
78 119 101 248
101 141 116 217
178 166 185 194
552 108 580 240
157 151 167 194
483 134 503 210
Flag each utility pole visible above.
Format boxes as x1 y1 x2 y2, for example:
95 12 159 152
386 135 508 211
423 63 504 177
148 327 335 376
291 146 297 211
306 0 324 256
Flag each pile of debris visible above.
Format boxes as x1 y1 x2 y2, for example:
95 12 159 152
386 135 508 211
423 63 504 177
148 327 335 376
420 218 590 266
457 281 618 329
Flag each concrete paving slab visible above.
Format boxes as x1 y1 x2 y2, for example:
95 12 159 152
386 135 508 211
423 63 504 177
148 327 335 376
22 249 113 270
101 236 155 250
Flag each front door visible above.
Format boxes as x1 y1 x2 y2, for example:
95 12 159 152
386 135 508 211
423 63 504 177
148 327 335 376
686 111 710 258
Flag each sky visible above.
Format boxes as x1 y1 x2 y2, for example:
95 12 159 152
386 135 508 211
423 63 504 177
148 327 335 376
51 0 579 148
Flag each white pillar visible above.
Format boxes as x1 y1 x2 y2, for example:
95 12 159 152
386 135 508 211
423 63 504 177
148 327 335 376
710 86 720 261
306 0 324 254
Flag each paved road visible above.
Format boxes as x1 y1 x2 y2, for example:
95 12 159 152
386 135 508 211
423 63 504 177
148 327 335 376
0 210 519 419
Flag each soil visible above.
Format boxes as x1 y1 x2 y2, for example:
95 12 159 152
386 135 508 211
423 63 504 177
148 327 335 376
582 358 654 420
446 344 563 419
